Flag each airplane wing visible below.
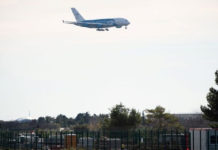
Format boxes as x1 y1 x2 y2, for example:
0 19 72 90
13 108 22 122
63 21 106 26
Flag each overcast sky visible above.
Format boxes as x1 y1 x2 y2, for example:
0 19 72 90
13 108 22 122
0 0 218 120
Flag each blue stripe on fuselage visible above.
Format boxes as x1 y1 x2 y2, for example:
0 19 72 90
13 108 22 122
79 18 116 28
82 18 114 23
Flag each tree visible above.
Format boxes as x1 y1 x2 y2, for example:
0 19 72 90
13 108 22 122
128 109 141 128
145 106 183 130
103 103 141 130
110 103 129 128
75 112 91 125
38 117 46 124
201 70 218 128
56 114 68 127
45 116 55 124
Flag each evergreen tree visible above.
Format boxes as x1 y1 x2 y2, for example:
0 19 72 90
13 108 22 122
146 106 184 130
201 70 218 127
102 103 141 129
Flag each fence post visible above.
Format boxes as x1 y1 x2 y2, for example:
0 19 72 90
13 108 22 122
157 130 160 150
0 130 1 148
41 131 43 150
87 130 89 150
71 131 73 148
82 130 84 148
45 131 48 150
192 130 194 150
93 131 95 150
98 131 100 150
151 130 153 150
144 130 147 150
207 130 209 150
13 131 16 150
170 129 173 150
50 131 52 150
25 131 27 150
30 131 32 149
164 130 167 150
200 129 202 150
115 131 117 150
126 130 129 149
103 129 106 150
138 130 141 150
36 130 38 150
60 131 63 149
215 130 217 150
176 129 179 150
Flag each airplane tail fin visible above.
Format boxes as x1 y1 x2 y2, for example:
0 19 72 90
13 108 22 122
71 8 85 22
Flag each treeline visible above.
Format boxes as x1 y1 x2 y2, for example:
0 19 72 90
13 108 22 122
0 112 108 131
0 104 184 131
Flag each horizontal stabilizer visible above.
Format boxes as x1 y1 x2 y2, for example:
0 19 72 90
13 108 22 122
62 20 76 24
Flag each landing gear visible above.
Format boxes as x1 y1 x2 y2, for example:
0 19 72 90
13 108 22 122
97 28 105 31
96 28 109 31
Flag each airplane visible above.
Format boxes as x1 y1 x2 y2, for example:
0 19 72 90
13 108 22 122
63 8 130 31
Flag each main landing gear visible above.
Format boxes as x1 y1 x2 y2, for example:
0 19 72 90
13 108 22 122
96 28 109 31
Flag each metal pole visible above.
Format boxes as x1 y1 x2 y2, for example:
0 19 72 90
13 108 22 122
25 131 27 150
157 130 160 150
115 131 117 150
176 130 178 150
30 131 32 149
93 131 95 150
45 132 47 150
126 130 129 149
60 131 63 149
87 130 89 150
36 131 38 150
215 130 217 150
103 130 105 150
164 130 167 150
41 131 43 150
144 130 147 150
139 130 141 150
71 131 73 148
170 129 173 150
207 130 209 150
82 130 84 148
50 131 52 150
151 130 153 150
192 130 194 150
200 130 202 150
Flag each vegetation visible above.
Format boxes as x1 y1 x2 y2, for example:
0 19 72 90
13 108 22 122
0 104 185 131
102 103 141 130
145 106 184 130
201 70 218 128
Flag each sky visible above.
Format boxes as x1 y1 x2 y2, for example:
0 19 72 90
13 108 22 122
0 0 218 120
